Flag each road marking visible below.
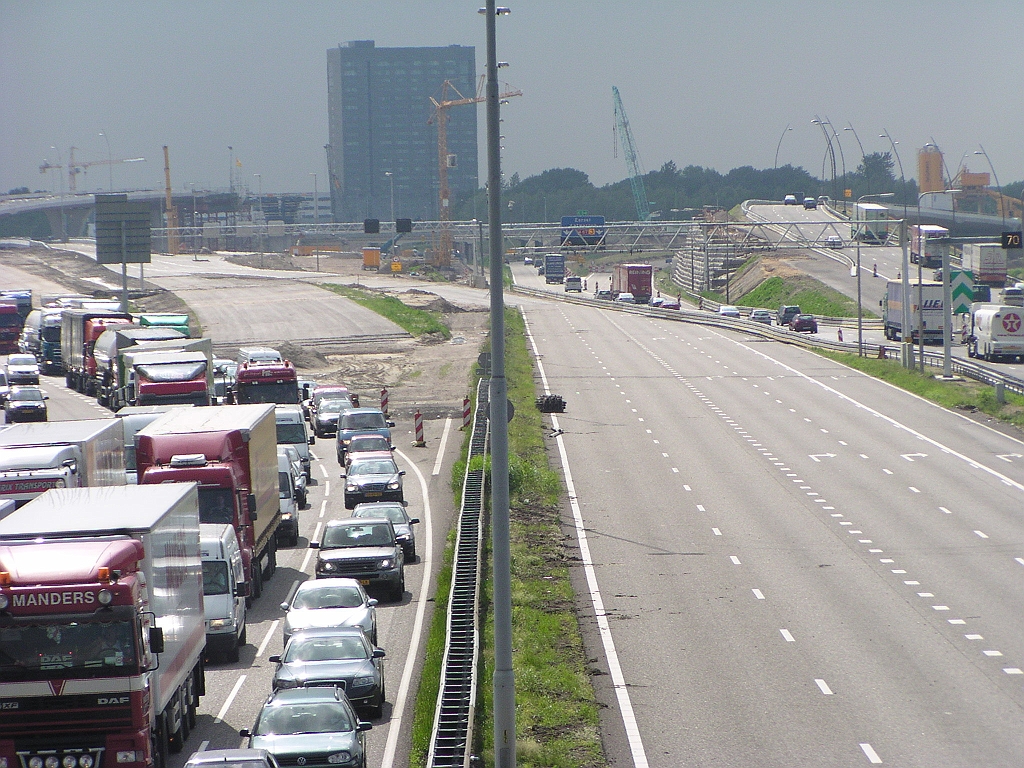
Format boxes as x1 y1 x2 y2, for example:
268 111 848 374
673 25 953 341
860 743 882 764
901 453 928 461
751 589 764 599
904 580 919 585
780 629 794 642
940 507 953 514
320 464 329 478
1016 558 1024 566
966 634 983 640
883 468 893 474
319 500 327 518
431 417 452 476
917 592 934 597
949 619 966 625
325 481 330 497
1005 668 1023 674
974 530 989 539
696 505 705 512
712 528 722 536
382 449 436 768
214 674 247 723
730 556 741 565
909 486 920 493
198 741 209 752
683 485 691 491
815 679 833 695
933 605 950 611
984 650 1004 656
809 453 836 462
256 620 280 658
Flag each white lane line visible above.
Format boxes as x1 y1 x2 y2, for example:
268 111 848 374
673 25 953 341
300 523 322 572
779 629 795 642
320 499 327 519
860 743 883 764
214 674 247 723
751 589 764 600
325 481 331 497
320 464 329 478
974 530 989 539
1016 558 1024 566
256 620 280 658
380 449 436 768
730 556 742 565
431 417 452 476
949 619 967 625
712 528 722 536
198 741 209 752
815 679 833 695
940 506 952 514
522 309 650 768
696 505 705 512
983 650 1003 657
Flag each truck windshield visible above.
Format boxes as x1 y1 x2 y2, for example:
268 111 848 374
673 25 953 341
0 315 21 328
236 382 297 404
0 618 137 679
279 471 292 497
276 423 307 444
202 560 230 596
198 487 235 525
136 361 207 382
41 326 61 342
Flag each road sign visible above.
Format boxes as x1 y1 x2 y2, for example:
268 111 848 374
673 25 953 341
1001 231 1023 249
950 269 974 314
95 194 151 265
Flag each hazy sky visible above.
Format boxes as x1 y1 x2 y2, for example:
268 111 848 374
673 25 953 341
4 1 1024 202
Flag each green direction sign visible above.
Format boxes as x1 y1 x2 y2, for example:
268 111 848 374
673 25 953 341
950 269 974 314
95 194 152 265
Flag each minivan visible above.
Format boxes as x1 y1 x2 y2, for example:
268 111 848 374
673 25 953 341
277 450 300 547
199 523 248 662
336 407 395 464
777 305 801 325
275 404 314 480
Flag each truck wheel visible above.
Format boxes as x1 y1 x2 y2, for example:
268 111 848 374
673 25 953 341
152 720 168 768
239 623 247 646
226 638 240 663
251 564 263 600
167 707 183 753
267 538 277 577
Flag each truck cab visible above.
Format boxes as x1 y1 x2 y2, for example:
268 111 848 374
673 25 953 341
200 523 248 662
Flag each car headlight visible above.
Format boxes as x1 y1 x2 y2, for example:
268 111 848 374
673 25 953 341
274 677 300 689
378 558 393 569
208 617 233 629
318 560 336 572
395 534 410 542
346 483 358 492
386 479 400 490
341 438 351 445
326 753 351 765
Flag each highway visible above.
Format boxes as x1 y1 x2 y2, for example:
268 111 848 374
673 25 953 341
521 296 1024 766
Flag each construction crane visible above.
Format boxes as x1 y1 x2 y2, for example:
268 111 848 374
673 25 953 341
163 146 179 255
39 146 145 192
612 86 651 222
428 74 521 266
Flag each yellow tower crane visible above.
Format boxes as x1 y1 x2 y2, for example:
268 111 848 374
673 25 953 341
428 75 521 266
39 146 145 192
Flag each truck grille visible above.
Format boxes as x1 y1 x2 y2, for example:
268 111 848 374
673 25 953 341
0 693 133 737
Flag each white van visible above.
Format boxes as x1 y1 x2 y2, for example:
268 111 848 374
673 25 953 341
276 404 313 480
199 523 248 662
277 449 300 547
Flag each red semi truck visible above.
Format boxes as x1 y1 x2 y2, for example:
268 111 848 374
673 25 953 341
0 303 22 354
233 359 299 405
61 309 133 394
611 263 654 304
135 404 281 599
0 484 206 768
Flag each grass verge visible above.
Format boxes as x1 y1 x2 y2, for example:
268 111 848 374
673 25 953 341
818 349 1024 427
734 275 874 317
321 283 451 338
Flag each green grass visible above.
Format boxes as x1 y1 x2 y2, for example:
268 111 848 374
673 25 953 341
321 284 450 338
734 275 874 317
818 349 1024 427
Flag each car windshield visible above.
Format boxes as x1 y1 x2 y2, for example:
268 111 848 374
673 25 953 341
291 585 364 610
283 635 368 663
0 618 137 679
349 459 397 476
202 560 230 596
318 399 349 414
136 361 206 382
254 702 356 736
8 356 35 366
279 471 293 497
322 522 393 548
342 413 385 430
354 505 405 524
276 423 307 444
12 389 43 402
347 436 390 453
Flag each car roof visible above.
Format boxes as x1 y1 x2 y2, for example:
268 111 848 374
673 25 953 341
287 625 368 642
295 576 363 592
266 686 349 704
325 516 393 528
8 385 43 395
185 749 276 766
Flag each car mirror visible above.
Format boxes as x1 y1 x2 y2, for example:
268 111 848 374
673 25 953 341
409 518 420 524
43 395 49 400
280 602 290 611
357 721 373 732
399 470 406 476
309 541 320 549
372 648 386 658
367 598 378 607
235 582 251 598
309 436 316 445
239 729 251 739
387 421 395 427
268 654 282 663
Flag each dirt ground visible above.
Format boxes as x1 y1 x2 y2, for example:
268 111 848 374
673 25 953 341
1 245 489 420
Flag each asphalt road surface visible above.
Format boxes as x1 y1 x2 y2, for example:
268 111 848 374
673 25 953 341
524 300 1024 767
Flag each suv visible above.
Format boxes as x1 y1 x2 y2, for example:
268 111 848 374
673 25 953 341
777 305 801 326
310 517 405 600
336 407 395 464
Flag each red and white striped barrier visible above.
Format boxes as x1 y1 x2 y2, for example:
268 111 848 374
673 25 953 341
380 386 389 415
413 409 426 447
461 396 471 430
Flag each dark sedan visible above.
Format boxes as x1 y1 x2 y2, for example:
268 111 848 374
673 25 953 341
312 398 351 438
241 687 371 768
343 456 404 508
789 314 818 333
4 385 47 422
269 627 385 718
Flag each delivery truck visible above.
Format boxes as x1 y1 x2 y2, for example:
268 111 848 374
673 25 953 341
62 309 133 394
0 419 125 507
0 483 206 768
910 224 950 268
962 243 1007 286
881 279 946 343
543 253 565 284
612 263 654 305
114 404 194 483
94 326 188 408
136 404 281 600
967 303 1024 363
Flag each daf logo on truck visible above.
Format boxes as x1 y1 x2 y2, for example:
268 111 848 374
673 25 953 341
97 696 130 705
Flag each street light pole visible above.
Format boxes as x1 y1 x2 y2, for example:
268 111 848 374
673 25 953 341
311 173 318 226
99 131 113 191
856 192 895 356
974 147 1005 228
773 124 792 171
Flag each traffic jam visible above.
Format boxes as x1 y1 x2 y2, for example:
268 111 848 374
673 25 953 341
0 289 415 768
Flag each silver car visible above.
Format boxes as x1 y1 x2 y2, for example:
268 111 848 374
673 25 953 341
281 577 378 645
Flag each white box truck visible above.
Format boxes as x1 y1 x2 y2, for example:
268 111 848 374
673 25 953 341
0 419 124 507
881 279 946 343
967 303 1024 363
962 243 1007 286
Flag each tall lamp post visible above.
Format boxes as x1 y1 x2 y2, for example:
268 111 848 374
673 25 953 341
974 147 1005 228
310 173 319 226
99 131 113 192
384 171 395 221
480 3 515 766
856 192 894 356
812 117 837 203
880 130 911 368
773 124 792 170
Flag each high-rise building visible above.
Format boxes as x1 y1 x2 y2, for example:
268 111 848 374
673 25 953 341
327 40 478 224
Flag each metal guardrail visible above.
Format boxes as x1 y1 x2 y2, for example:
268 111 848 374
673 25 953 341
511 284 1024 396
427 377 489 768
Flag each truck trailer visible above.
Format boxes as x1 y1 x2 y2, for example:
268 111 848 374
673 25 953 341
62 309 133 394
909 224 950 268
967 303 1024 363
612 264 654 305
94 326 188 408
881 279 946 343
119 340 213 408
0 483 206 768
0 419 125 507
543 253 566 284
962 243 1008 286
136 404 281 600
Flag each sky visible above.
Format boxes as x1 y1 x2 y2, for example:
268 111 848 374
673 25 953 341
3 1 1024 202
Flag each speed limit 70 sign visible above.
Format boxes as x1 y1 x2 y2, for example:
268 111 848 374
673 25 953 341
1001 231 1023 249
